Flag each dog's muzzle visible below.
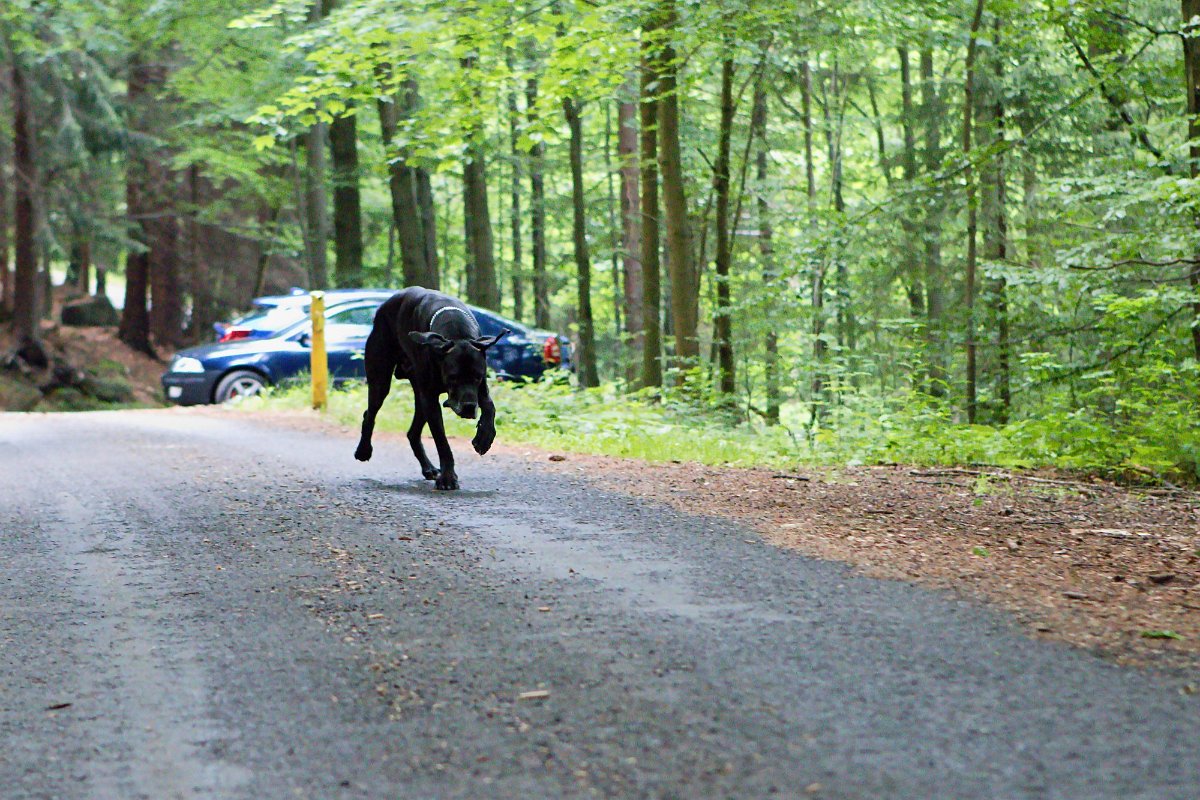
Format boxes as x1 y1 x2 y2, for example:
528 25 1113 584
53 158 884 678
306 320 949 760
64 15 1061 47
444 399 478 420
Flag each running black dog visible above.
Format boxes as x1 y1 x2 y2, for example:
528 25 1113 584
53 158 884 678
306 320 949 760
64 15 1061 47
354 287 509 490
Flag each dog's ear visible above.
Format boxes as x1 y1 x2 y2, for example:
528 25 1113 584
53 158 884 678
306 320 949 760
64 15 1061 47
471 328 511 352
409 331 453 354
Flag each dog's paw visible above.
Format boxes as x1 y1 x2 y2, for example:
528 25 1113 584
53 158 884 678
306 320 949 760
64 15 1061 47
472 429 495 456
421 467 441 481
354 443 373 462
434 472 459 491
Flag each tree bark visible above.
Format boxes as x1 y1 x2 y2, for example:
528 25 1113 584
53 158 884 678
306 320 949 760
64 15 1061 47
378 81 432 288
618 78 643 389
963 0 986 424
563 96 600 387
508 53 524 320
0 77 11 316
713 56 736 399
527 75 549 328
981 18 1011 423
802 59 826 424
658 0 698 378
1183 0 1200 363
305 121 330 290
118 54 154 357
461 54 498 309
639 33 663 389
921 48 948 397
11 57 40 346
330 112 364 288
752 67 779 424
898 48 925 322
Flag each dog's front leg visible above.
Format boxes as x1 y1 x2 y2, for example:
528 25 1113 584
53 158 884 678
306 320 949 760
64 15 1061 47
472 376 497 456
418 390 458 490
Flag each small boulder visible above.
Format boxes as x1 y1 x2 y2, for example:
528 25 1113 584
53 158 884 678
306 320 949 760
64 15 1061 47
61 295 119 327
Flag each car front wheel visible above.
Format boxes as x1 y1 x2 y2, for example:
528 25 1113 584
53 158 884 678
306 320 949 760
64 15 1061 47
214 370 267 403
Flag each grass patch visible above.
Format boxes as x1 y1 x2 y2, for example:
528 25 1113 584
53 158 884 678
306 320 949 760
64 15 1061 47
239 378 1200 480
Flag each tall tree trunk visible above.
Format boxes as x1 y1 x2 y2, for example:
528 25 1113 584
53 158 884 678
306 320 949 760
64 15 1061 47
507 53 524 320
11 57 40 346
305 121 330 290
378 82 430 288
604 105 623 338
713 56 736 399
564 96 600 387
752 67 779 424
802 59 826 425
658 0 698 378
618 77 643 389
1183 0 1200 363
301 1 330 290
0 82 11 316
119 55 154 357
962 0 986 424
981 18 1011 423
148 198 182 346
415 164 439 288
330 112 363 287
898 48 925 323
921 48 948 397
527 75 549 328
461 54 498 309
639 34 663 389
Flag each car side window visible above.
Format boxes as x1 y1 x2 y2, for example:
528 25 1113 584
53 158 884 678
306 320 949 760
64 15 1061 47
328 305 376 326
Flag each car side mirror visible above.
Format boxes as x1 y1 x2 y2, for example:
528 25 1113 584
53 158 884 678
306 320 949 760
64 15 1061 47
298 332 311 348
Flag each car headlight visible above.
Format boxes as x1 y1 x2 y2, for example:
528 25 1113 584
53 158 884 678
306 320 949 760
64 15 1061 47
170 356 205 374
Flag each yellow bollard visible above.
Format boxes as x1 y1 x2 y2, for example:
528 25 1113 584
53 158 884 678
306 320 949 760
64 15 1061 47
310 291 328 410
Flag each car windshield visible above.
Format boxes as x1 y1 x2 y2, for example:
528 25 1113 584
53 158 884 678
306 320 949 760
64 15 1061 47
230 304 309 329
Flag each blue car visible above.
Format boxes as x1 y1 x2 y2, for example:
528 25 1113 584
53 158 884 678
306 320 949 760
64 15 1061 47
163 295 573 404
213 289 396 342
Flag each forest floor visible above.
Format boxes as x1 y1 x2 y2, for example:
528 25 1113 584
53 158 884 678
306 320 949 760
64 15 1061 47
232 405 1200 671
0 322 164 410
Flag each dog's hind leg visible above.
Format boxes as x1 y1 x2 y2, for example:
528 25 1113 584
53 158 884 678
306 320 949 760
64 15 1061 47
355 328 394 462
407 384 440 480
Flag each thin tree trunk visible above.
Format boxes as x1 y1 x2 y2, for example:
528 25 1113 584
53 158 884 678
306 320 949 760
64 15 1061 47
564 96 600 387
639 34 663 389
753 67 779 424
713 56 736 399
982 18 1011 422
305 121 329 290
507 51 524 320
330 112 363 287
118 55 154 357
378 87 428 288
461 54 498 309
802 59 826 425
658 0 698 378
921 48 947 396
898 48 925 323
603 105 622 338
11 58 40 345
415 165 439 288
618 77 643 389
1183 0 1200 363
0 85 11 315
527 75 550 328
963 0 986 424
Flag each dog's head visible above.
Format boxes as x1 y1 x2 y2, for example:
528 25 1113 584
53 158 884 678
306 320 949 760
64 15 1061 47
408 329 510 419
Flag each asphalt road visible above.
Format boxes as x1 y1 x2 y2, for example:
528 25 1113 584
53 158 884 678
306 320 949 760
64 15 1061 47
1 410 1197 800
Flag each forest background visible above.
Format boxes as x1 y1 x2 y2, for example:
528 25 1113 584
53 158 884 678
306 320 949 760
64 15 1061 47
3 0 1200 478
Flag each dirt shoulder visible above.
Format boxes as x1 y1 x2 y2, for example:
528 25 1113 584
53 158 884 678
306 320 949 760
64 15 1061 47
206 405 1200 670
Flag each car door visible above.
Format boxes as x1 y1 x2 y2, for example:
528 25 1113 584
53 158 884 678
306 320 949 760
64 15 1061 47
324 304 377 379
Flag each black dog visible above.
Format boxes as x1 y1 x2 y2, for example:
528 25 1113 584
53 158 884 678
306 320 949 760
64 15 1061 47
354 287 509 490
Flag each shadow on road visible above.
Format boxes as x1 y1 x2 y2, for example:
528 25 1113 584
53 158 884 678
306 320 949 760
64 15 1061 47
357 477 500 499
